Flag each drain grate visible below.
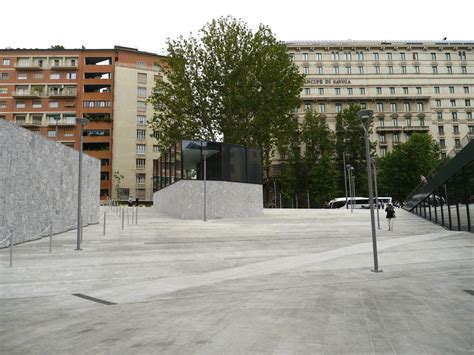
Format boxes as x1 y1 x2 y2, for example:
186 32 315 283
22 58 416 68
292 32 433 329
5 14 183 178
72 293 117 305
463 290 474 296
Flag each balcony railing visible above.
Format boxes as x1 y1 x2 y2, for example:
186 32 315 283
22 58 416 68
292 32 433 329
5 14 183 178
48 89 77 98
375 126 403 133
14 61 44 70
12 90 44 98
50 62 78 70
48 118 76 126
402 125 430 132
15 61 78 70
14 119 42 127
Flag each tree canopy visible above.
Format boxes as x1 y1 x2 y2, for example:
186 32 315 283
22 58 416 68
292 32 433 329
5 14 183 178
377 133 440 202
148 16 304 171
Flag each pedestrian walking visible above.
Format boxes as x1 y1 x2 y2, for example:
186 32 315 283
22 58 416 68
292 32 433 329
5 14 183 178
385 203 396 231
135 197 139 207
128 196 133 207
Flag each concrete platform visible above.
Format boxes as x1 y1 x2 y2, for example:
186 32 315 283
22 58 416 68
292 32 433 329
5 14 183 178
1 207 473 354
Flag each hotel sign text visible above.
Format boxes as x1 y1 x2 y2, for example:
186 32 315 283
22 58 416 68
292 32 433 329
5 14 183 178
305 79 351 85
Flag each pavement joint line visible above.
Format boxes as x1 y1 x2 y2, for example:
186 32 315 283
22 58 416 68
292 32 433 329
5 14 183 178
71 293 117 305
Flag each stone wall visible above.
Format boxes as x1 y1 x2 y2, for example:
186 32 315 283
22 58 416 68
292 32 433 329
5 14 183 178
0 120 100 246
153 180 263 219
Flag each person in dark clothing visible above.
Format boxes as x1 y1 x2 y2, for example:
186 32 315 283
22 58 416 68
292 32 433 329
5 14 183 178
135 197 139 207
385 203 395 231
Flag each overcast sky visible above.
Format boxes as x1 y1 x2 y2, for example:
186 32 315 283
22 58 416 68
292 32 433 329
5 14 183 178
2 0 472 55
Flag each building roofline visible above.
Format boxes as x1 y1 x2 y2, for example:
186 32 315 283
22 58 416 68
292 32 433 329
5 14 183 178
285 40 474 47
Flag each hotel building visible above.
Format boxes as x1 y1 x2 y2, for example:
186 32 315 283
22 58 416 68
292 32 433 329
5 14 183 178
0 46 166 202
286 40 474 158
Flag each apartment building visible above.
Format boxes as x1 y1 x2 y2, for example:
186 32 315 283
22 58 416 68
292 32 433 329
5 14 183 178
0 46 166 201
286 40 474 158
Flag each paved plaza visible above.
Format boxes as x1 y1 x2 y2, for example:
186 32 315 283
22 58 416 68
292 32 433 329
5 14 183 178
0 207 473 354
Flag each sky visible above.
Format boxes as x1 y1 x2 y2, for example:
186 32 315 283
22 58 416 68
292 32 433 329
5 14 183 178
2 0 473 55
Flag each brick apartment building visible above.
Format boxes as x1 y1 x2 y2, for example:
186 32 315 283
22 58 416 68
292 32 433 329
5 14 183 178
0 46 166 201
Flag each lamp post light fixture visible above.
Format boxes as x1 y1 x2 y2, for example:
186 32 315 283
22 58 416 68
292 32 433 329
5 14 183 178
358 109 381 272
75 117 89 251
203 150 208 222
371 157 381 230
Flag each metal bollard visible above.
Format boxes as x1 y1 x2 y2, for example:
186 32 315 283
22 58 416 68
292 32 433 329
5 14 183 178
103 212 106 236
49 222 53 253
135 207 138 225
9 231 13 268
121 208 124 230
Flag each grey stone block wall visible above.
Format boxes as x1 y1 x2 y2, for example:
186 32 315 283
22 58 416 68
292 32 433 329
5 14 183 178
0 120 100 247
153 180 263 219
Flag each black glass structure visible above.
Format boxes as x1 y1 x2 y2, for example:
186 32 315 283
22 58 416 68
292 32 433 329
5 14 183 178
404 140 474 232
153 140 262 191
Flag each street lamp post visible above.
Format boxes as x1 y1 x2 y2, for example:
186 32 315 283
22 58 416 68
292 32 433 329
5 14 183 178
343 152 348 209
203 150 208 222
358 109 381 272
372 157 381 230
75 117 89 251
346 164 354 212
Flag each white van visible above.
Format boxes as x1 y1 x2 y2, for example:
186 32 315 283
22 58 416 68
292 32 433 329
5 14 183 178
328 196 392 209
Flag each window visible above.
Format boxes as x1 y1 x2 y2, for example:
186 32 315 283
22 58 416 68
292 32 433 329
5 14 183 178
317 66 323 74
358 65 364 74
343 51 351 60
331 52 339 61
137 73 147 84
416 87 422 94
0 101 6 108
455 139 461 148
136 144 146 154
435 99 441 107
466 99 471 107
452 112 458 120
468 112 473 121
413 52 418 60
449 86 455 94
304 103 312 111
101 172 110 181
437 112 443 120
49 101 59 108
359 87 366 95
153 145 160 153
390 103 397 112
345 66 351 74
360 102 367 109
450 99 456 107
318 88 324 95
379 134 385 143
438 125 444 134
304 88 310 95
419 118 425 127
2 59 10 65
432 66 438 74
32 100 42 108
446 66 452 74
335 88 341 95
136 174 146 185
34 72 43 79
136 61 146 68
434 86 440 94
389 87 395 95
461 66 467 74
380 147 387 157
316 53 322 61
333 66 339 74
356 51 364 60
401 65 407 74
406 117 412 126
403 87 409 94
64 130 74 137
400 52 406 60
0 87 7 94
318 103 325 113
403 102 410 112
17 73 27 80
459 51 466 60
388 66 394 74
387 52 392 60
136 159 146 169
439 139 445 148
289 53 294 61
137 115 146 125
347 88 353 95
50 72 60 80
376 102 383 112
431 52 437 60
393 133 399 142
373 52 379 60
379 118 385 127
303 53 309 61
414 65 420 74
47 130 56 137
137 129 146 140
335 103 342 113
303 67 309 75
453 126 460 134
417 102 424 112
445 52 451 60
137 87 147 97
137 101 146 111
1 73 9 80
375 65 380 74
66 72 76 79
464 86 470 94
392 117 398 127
376 87 382 95
16 101 25 108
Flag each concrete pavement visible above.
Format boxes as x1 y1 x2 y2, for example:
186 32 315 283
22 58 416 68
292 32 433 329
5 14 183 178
1 207 473 354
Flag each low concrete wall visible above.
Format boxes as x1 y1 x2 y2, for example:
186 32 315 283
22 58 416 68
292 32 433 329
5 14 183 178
0 120 100 246
153 180 263 219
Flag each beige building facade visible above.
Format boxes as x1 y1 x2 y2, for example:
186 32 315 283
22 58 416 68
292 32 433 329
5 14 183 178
285 40 474 157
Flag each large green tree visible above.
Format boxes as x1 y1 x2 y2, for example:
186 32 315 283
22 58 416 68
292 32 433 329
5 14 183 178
378 133 440 202
335 104 375 197
148 16 304 176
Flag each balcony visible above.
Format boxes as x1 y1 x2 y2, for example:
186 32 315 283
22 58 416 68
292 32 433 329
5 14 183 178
379 141 388 147
48 118 77 126
12 90 44 98
14 61 44 70
48 89 77 98
14 118 43 127
403 125 430 132
50 62 78 71
375 126 403 133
